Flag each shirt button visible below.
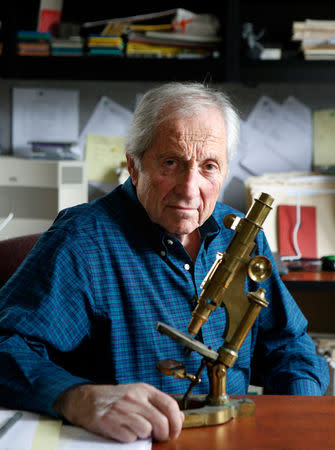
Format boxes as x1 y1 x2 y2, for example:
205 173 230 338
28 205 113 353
184 263 190 271
166 239 173 245
160 250 166 257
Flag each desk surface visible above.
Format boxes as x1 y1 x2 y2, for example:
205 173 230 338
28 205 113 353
154 395 335 449
281 270 335 290
281 271 335 283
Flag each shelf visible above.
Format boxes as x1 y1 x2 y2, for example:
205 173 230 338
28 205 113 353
240 59 335 83
4 55 335 83
3 1 335 82
0 55 226 82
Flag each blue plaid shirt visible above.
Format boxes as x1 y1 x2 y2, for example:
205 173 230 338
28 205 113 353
0 178 329 417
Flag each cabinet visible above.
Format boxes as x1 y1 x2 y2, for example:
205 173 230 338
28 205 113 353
1 1 335 82
282 271 335 334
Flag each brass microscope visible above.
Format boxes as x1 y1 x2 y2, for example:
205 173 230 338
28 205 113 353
156 192 274 428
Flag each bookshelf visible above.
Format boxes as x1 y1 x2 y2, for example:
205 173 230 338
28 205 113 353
2 1 335 82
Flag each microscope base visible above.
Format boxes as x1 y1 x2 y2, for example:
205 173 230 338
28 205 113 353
173 395 255 428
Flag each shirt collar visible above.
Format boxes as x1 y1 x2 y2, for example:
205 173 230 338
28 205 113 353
121 176 221 244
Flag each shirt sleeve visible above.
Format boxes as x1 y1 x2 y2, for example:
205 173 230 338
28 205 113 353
0 228 95 417
249 231 329 395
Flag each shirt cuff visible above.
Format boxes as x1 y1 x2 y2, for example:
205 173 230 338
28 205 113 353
28 373 94 418
287 378 323 395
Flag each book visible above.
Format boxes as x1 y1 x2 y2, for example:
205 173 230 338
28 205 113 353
277 204 317 259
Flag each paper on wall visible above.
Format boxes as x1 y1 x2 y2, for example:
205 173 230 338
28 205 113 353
239 96 313 176
313 108 335 167
77 96 133 160
85 134 126 183
12 88 79 158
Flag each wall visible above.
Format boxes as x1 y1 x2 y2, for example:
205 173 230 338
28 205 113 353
1 79 335 211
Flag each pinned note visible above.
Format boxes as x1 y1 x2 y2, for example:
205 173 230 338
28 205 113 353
85 134 126 183
313 108 335 172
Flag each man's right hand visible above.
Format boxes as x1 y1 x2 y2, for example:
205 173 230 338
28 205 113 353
53 383 184 443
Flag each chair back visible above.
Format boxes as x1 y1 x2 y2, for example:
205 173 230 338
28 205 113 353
0 234 40 288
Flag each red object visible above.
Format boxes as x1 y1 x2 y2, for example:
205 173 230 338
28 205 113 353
278 204 317 258
38 9 62 34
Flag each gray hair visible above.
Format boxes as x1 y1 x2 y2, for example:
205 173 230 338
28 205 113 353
125 82 240 169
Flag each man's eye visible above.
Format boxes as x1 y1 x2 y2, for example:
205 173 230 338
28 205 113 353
165 160 176 167
205 163 217 171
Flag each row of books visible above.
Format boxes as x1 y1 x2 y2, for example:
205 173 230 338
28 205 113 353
16 30 84 56
292 19 335 60
15 31 220 59
13 9 222 59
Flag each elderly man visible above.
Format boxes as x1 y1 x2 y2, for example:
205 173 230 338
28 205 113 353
0 82 328 443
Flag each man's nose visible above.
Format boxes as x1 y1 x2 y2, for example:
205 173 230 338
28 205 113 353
174 168 200 198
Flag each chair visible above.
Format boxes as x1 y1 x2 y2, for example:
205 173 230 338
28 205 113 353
0 234 40 288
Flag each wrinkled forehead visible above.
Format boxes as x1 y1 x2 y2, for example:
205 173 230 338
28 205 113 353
156 107 227 142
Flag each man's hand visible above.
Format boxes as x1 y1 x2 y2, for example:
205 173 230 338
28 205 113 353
53 383 184 443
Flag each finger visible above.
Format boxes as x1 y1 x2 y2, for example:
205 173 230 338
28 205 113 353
148 389 184 440
96 413 139 443
123 412 153 440
105 384 173 441
114 399 170 442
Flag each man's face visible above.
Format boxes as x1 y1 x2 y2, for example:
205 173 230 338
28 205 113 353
127 107 228 240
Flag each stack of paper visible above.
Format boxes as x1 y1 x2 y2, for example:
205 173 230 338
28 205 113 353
0 409 151 450
126 9 221 58
292 19 335 60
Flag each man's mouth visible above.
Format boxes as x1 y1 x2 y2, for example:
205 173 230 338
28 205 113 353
168 205 197 211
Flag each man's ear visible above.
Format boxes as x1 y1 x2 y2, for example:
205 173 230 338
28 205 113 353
126 154 138 186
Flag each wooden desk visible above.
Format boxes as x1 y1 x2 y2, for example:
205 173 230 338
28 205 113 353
281 270 335 289
154 395 335 449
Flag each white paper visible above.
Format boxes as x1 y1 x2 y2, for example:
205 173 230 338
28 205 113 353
78 96 133 160
239 95 313 176
58 425 152 450
12 88 79 158
0 409 152 450
0 410 40 450
239 121 305 175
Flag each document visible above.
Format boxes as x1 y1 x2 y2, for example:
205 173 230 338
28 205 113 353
0 409 152 450
12 88 79 158
239 95 313 175
313 108 335 169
